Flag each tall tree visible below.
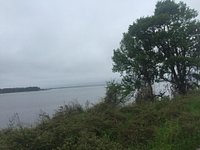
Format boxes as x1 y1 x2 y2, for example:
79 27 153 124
112 0 200 97
154 0 200 94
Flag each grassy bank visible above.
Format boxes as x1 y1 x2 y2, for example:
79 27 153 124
1 91 200 150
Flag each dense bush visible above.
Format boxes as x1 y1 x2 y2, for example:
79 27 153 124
105 80 123 105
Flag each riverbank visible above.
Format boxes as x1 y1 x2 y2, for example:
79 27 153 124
0 91 200 149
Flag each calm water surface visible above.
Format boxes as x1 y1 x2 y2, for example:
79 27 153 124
0 86 105 128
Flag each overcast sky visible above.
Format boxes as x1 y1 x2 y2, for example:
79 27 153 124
0 0 199 88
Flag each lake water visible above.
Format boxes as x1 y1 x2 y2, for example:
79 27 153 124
0 85 106 128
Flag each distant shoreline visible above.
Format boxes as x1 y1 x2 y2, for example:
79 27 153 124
45 83 106 90
0 84 106 94
0 87 41 94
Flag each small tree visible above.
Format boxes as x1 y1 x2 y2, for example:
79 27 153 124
105 80 123 104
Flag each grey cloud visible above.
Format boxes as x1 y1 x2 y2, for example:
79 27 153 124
0 0 199 88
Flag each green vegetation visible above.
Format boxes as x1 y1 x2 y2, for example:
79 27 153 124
0 92 200 149
0 0 200 149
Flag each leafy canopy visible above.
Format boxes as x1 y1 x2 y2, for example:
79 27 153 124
112 0 200 97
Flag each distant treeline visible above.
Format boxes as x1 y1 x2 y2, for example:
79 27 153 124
0 87 41 94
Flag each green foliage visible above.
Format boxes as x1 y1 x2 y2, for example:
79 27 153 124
1 92 200 149
112 0 200 96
